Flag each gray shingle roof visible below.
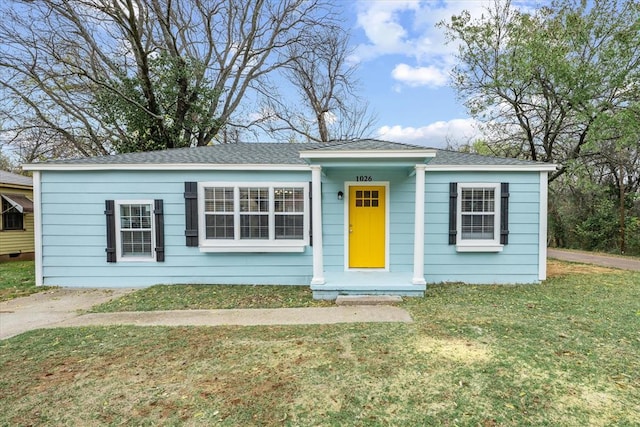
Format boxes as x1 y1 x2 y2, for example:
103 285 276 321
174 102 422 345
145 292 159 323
0 170 33 187
45 143 310 165
304 139 428 151
428 149 543 166
27 140 550 168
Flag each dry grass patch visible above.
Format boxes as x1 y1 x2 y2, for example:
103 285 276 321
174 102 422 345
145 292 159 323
554 385 629 427
414 336 492 364
547 259 619 278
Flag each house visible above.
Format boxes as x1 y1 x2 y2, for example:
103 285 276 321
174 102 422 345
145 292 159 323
23 140 556 299
0 170 35 261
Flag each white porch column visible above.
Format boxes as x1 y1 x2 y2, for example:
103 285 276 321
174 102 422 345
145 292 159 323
310 165 325 285
32 171 43 286
412 164 427 285
538 171 549 281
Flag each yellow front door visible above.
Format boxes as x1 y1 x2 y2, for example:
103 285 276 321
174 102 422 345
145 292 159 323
349 186 386 268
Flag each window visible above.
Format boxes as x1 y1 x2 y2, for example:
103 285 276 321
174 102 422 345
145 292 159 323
2 198 24 231
353 189 379 207
198 182 309 252
455 183 503 252
115 200 155 261
461 187 496 240
274 187 304 239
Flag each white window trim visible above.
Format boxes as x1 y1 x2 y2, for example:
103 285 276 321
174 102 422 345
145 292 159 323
197 182 309 253
115 199 156 262
456 183 503 253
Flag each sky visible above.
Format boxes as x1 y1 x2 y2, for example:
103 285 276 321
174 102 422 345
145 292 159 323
343 0 498 148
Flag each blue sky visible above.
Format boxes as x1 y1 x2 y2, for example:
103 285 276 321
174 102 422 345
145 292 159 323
344 0 500 148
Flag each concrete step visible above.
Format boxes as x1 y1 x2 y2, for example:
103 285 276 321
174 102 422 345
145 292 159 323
335 295 403 306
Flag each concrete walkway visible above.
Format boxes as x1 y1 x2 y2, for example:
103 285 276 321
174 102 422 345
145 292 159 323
0 288 412 340
0 288 136 340
548 248 640 271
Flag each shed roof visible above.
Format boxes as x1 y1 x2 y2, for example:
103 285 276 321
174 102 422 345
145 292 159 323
0 170 33 187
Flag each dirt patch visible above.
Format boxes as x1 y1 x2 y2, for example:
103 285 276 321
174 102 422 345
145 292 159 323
547 260 618 278
414 337 492 364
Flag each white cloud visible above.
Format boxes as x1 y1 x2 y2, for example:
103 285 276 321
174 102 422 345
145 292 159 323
353 1 497 90
354 1 493 62
377 118 480 148
352 1 419 61
391 63 448 87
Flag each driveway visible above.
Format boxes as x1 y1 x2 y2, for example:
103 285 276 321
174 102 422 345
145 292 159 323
0 287 136 340
548 248 640 271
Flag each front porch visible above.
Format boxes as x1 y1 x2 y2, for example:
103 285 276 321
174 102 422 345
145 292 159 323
311 271 426 300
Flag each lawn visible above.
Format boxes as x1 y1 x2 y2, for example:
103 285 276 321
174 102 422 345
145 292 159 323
1 261 639 425
0 260 49 301
88 283 334 312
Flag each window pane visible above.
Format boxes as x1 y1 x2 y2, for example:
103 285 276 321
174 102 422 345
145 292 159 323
461 188 495 213
461 214 494 240
121 230 152 256
205 214 234 239
274 187 303 213
240 187 268 212
275 215 303 239
204 187 234 212
120 204 151 230
240 215 269 239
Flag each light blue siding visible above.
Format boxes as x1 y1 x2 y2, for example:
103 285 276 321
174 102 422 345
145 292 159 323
39 166 543 288
320 167 416 273
423 171 541 284
40 170 313 287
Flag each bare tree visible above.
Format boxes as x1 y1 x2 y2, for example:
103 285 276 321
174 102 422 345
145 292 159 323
0 0 338 158
257 27 377 142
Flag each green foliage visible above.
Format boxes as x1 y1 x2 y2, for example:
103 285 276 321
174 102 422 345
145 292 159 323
95 53 221 153
442 0 640 170
573 195 618 251
0 151 17 171
549 165 640 255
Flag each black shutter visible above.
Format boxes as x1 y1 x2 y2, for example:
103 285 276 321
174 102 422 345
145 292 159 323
105 200 116 263
308 181 312 246
500 183 510 245
154 199 165 262
448 183 457 245
184 182 198 247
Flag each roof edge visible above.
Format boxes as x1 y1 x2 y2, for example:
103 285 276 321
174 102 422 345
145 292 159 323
22 163 312 172
299 149 437 159
425 164 558 172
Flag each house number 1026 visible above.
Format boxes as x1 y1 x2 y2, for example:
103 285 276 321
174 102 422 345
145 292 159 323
356 176 373 181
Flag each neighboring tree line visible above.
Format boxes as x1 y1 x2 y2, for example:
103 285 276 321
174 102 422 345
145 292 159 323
0 0 375 162
442 0 640 255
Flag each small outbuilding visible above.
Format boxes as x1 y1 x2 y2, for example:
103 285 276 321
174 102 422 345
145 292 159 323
0 170 35 261
24 140 556 298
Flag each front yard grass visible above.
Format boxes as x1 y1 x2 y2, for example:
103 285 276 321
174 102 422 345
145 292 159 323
1 260 639 425
89 283 334 312
0 260 49 301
